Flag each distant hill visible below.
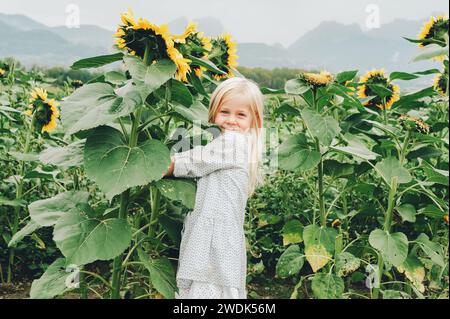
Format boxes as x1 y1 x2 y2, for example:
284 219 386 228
0 12 439 80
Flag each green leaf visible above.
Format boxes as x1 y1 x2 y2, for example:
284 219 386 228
104 71 127 85
0 197 26 207
303 225 337 272
323 160 354 179
39 139 85 169
374 157 412 185
8 219 41 247
284 78 310 95
281 220 303 246
367 84 393 99
187 54 227 75
414 233 445 268
396 204 417 223
29 191 90 227
273 102 301 117
260 87 285 94
311 273 345 299
397 254 425 293
155 179 196 210
278 133 321 171
301 109 341 146
71 52 124 70
138 249 177 299
275 245 304 279
30 258 74 299
124 56 176 99
8 151 38 162
369 229 409 267
389 72 419 81
54 206 132 265
60 82 141 136
84 126 170 200
172 100 209 126
411 44 449 62
336 252 361 277
170 79 193 106
335 70 358 83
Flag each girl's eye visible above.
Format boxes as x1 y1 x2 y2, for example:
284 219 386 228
239 113 246 117
221 110 229 114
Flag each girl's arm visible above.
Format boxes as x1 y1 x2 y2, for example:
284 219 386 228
169 131 248 179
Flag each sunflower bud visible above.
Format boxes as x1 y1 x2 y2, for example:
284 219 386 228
299 70 333 88
398 114 430 134
331 219 341 227
71 79 83 88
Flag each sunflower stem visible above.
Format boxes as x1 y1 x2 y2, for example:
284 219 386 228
143 41 152 66
7 117 34 283
384 177 398 234
382 97 387 125
399 130 411 165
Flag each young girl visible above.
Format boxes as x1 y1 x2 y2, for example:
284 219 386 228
164 77 264 299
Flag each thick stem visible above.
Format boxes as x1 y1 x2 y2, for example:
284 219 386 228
7 119 33 283
383 177 398 233
373 253 384 299
148 186 161 239
399 130 411 165
315 138 326 227
110 189 130 299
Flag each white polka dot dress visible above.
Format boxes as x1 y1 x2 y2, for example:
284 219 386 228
171 130 251 299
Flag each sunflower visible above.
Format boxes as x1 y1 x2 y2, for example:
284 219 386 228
0 61 9 78
25 88 59 133
299 70 334 88
172 22 213 77
358 69 400 110
71 79 84 89
433 72 448 96
417 15 449 61
206 33 238 80
114 8 191 82
398 114 430 134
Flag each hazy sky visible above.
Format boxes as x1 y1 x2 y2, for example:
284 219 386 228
1 0 448 47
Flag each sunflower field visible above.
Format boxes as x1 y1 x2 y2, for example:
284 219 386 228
0 10 448 299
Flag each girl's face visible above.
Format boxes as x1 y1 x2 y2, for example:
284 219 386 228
214 95 253 133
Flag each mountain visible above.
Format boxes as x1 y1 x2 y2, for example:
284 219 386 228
0 13 46 31
49 25 115 50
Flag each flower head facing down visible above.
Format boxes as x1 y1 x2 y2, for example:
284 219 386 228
172 22 213 77
417 15 449 61
114 8 191 82
398 114 430 134
0 61 10 78
299 70 334 88
26 88 59 133
358 69 400 110
207 33 238 81
433 72 448 96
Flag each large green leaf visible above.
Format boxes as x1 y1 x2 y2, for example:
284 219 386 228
278 133 321 171
30 258 74 299
170 79 193 106
39 139 85 169
414 233 445 268
335 70 358 83
138 249 177 299
71 52 124 70
303 225 337 272
284 79 310 95
53 206 132 265
369 229 408 267
301 109 341 146
396 204 417 223
60 82 141 136
411 44 449 62
275 245 304 279
155 179 197 210
397 254 425 293
187 54 227 75
84 126 170 200
311 273 345 299
29 191 90 227
374 157 412 185
124 56 176 98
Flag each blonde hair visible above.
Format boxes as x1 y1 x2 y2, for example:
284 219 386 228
208 77 265 197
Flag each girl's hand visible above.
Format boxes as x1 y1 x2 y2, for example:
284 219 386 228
164 157 175 177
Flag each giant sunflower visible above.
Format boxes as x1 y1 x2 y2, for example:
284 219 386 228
25 88 59 133
114 9 191 82
172 22 212 77
299 70 334 89
433 72 448 96
0 61 9 78
417 15 449 60
206 33 238 81
358 69 400 110
398 114 430 134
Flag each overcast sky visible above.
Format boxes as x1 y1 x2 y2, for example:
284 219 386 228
1 0 448 47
